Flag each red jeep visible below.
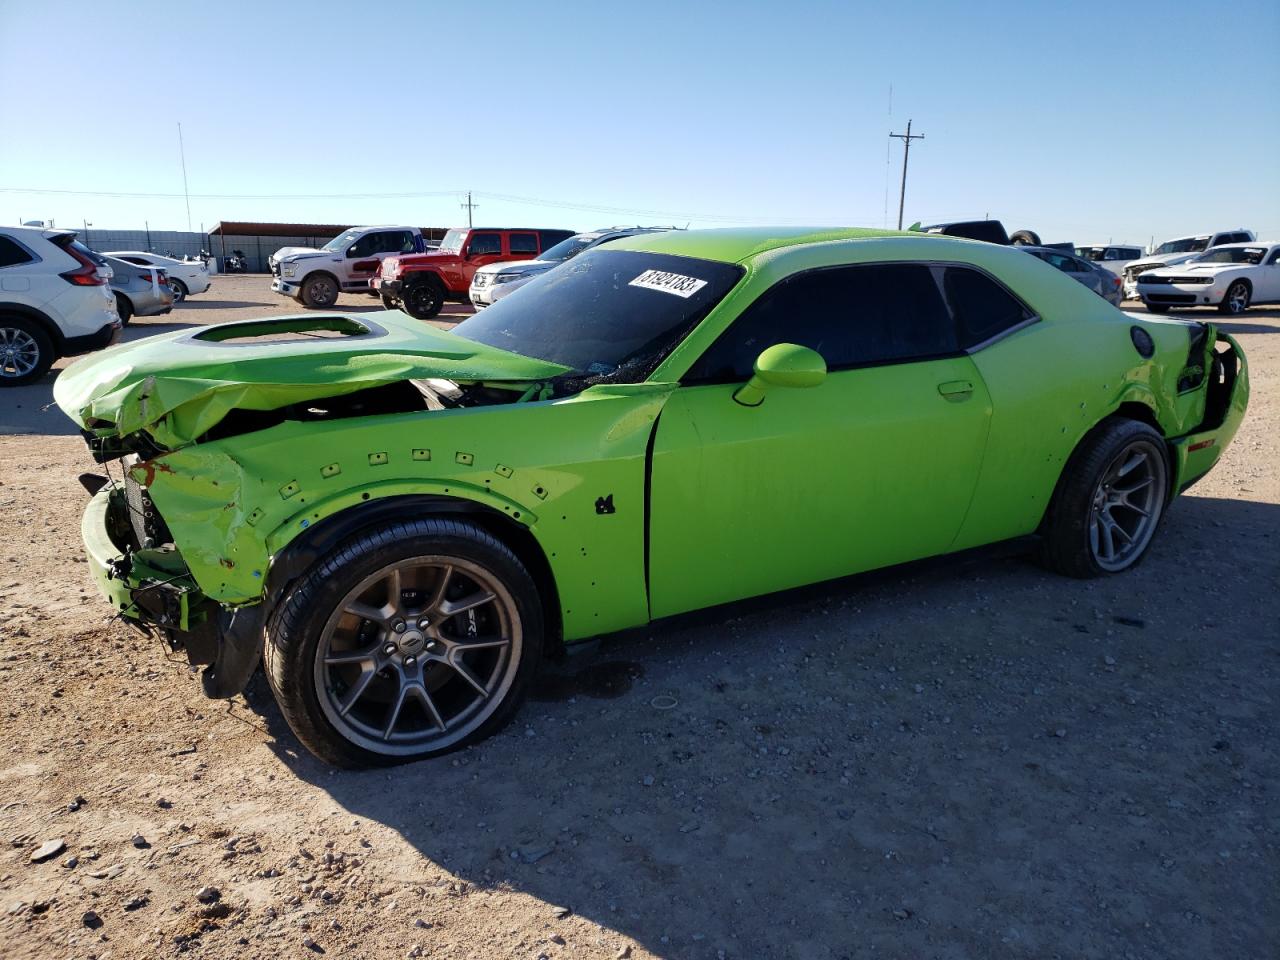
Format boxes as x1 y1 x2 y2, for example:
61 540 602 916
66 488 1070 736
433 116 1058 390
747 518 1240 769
376 226 574 319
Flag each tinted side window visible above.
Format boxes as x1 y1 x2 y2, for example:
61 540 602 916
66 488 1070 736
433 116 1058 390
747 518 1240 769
942 266 1034 348
121 256 151 266
685 263 956 383
0 236 34 268
469 232 502 256
509 233 538 254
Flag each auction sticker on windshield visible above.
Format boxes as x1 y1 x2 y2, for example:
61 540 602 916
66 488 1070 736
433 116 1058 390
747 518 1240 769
629 269 708 298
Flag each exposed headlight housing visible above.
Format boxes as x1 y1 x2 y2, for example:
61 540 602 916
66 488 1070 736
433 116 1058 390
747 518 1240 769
282 262 298 278
493 272 531 285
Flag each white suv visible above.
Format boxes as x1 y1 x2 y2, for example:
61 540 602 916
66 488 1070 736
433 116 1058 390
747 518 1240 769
0 226 120 386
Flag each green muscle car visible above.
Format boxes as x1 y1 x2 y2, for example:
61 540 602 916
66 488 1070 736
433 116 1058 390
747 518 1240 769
56 227 1249 766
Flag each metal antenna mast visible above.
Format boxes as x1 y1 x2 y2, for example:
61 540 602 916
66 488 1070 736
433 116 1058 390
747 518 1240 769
461 191 479 228
889 119 925 230
177 123 192 231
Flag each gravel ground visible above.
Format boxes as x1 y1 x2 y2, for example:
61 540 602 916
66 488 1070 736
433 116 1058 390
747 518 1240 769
1 276 1276 960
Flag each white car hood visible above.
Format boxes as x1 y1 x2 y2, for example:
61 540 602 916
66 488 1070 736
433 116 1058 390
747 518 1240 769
1144 262 1241 279
273 246 325 264
476 259 557 277
1130 252 1198 271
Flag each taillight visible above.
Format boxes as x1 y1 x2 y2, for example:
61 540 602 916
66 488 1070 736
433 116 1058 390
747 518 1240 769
156 269 168 283
60 244 107 286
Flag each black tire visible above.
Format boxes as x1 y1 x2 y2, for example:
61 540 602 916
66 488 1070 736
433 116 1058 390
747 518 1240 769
263 517 544 767
169 278 188 304
300 272 340 309
115 293 134 325
380 294 396 310
0 315 55 387
401 277 445 319
1037 418 1170 578
1010 229 1041 246
1218 280 1250 315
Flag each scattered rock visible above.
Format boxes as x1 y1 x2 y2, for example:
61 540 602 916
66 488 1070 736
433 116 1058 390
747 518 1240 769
642 775 655 787
552 905 572 919
30 838 66 862
131 835 150 849
1053 728 1067 738
123 894 149 911
549 933 565 945
83 909 103 929
615 947 632 959
893 907 913 920
68 796 86 811
414 918 432 929
1103 655 1116 666
302 936 319 951
519 845 554 864
156 798 172 809
196 886 220 904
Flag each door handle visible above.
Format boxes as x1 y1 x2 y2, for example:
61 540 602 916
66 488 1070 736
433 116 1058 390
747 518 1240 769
937 380 974 401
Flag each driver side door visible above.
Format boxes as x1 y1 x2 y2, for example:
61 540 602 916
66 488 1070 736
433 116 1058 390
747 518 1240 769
647 262 1001 619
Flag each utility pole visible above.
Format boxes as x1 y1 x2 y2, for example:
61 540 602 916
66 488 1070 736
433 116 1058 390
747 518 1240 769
889 119 925 230
460 191 479 228
83 219 92 247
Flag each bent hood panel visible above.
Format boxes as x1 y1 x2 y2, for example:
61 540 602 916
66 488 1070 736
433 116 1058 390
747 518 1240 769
54 311 568 448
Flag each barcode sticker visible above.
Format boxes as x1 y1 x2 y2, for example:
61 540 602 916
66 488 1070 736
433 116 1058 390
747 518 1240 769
628 269 708 298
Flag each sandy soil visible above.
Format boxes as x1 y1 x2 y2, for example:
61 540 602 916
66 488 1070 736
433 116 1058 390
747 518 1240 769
1 276 1276 959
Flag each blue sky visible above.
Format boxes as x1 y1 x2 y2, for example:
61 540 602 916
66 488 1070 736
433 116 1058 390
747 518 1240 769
2 0 1278 245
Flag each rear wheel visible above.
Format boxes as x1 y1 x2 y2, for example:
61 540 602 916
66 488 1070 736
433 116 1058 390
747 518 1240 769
169 278 188 303
401 277 445 319
115 294 133 325
1218 280 1250 315
1038 419 1169 577
0 316 54 386
1010 229 1041 246
264 518 544 767
300 272 340 309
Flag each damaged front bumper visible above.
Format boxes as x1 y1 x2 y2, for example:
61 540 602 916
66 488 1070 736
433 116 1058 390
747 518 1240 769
82 485 264 698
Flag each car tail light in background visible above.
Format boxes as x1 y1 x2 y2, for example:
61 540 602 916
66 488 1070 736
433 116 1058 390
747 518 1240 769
156 269 168 283
57 239 108 286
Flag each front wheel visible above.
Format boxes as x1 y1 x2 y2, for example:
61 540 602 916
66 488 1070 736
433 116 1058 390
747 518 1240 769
300 272 340 309
1038 419 1169 578
1218 280 1250 315
264 518 544 767
401 278 444 319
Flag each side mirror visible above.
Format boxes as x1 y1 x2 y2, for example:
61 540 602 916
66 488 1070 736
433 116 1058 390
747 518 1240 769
733 343 827 407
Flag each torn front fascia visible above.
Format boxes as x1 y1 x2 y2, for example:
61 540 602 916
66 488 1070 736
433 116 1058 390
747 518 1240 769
1177 323 1210 393
81 428 164 464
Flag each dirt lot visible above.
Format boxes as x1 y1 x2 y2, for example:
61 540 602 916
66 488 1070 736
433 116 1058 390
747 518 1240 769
1 275 1276 960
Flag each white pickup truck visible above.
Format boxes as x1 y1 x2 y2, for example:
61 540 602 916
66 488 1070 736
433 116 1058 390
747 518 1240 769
269 225 425 308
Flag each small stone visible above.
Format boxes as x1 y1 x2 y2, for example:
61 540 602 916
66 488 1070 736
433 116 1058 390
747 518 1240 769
131 835 150 849
893 907 912 920
552 905 571 918
1103 655 1116 666
123 894 149 911
196 886 220 904
83 909 103 929
525 727 536 738
302 936 318 950
408 946 423 958
414 918 432 929
30 839 66 863
156 798 172 809
642 775 654 787
64 855 79 868
615 947 632 960
913 684 924 694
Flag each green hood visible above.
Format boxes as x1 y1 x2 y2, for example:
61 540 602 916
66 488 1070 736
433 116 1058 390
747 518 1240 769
54 312 568 449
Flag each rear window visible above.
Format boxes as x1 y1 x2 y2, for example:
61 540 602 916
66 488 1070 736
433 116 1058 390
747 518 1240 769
0 236 34 268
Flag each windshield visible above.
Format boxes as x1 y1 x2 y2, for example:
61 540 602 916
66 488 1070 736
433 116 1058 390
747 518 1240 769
1076 247 1105 261
1192 247 1266 265
322 229 361 253
437 228 468 254
537 234 600 263
1154 237 1209 255
450 249 743 381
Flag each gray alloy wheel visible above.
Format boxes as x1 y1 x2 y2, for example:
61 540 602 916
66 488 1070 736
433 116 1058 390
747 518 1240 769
301 273 339 309
1087 438 1167 572
314 556 523 757
0 324 42 379
169 278 188 303
1219 280 1250 315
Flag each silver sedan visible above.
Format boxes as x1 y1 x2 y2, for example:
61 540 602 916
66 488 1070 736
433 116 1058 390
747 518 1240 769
103 255 174 324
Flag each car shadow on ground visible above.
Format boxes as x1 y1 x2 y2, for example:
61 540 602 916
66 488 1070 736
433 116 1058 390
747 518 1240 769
176 299 275 310
248 494 1279 958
